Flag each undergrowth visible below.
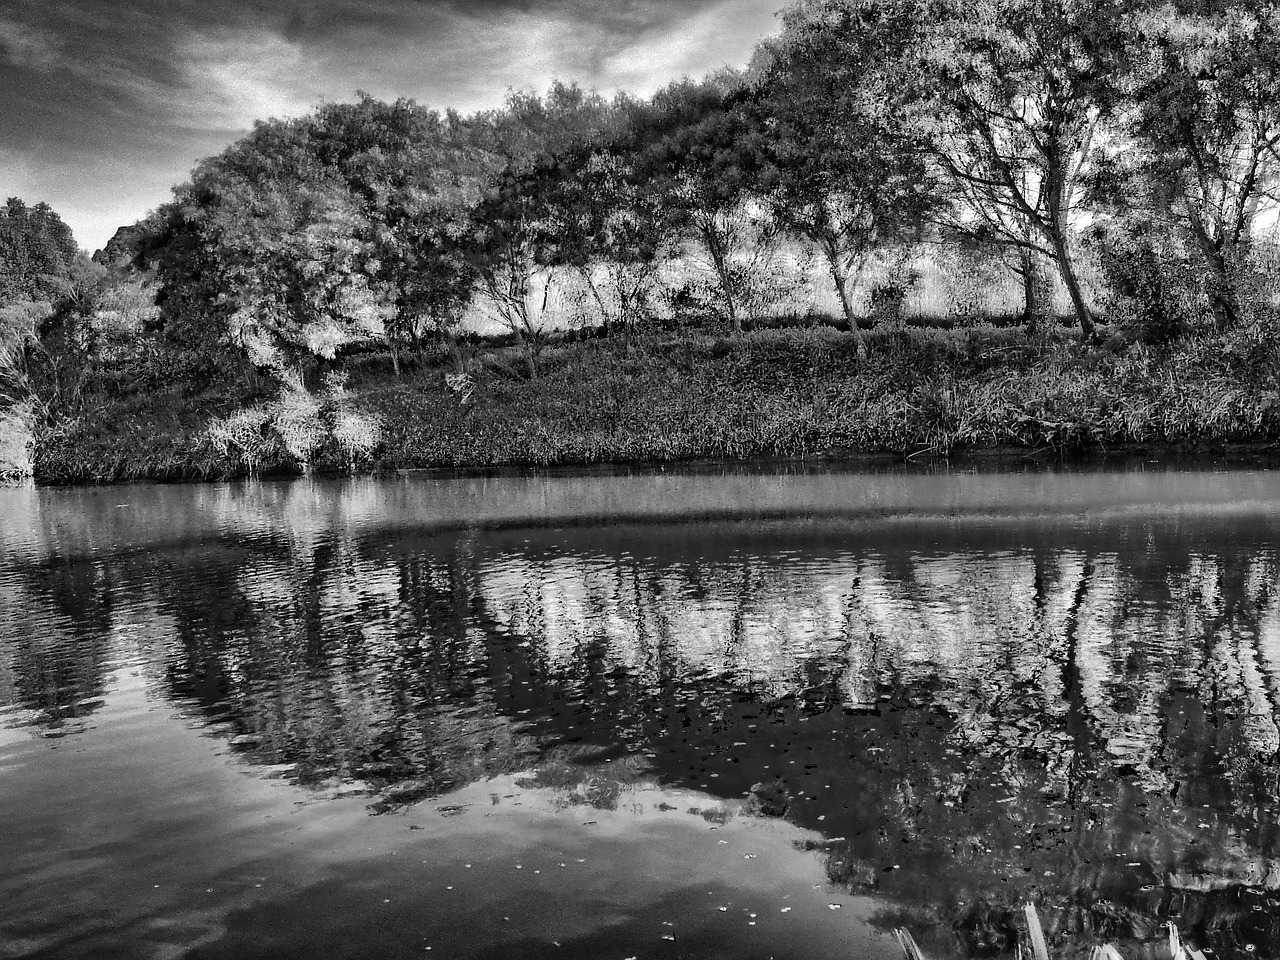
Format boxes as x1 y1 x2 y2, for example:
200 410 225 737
30 323 1280 483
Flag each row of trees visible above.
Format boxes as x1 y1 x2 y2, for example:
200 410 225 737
0 199 109 424
63 0 1280 380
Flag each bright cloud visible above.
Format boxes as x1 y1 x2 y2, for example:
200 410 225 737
0 0 785 251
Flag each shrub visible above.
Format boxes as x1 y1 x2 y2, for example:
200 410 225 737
1091 225 1207 346
0 401 35 483
270 387 326 466
331 407 383 467
205 406 278 473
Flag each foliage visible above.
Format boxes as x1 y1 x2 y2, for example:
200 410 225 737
457 83 623 373
157 125 391 371
270 383 327 465
756 0 940 349
0 400 34 482
205 406 278 473
1088 218 1207 345
202 371 382 476
307 96 491 367
1233 235 1280 330
0 299 46 402
906 0 1117 337
40 321 1280 482
324 370 383 468
1102 0 1280 330
0 198 82 305
620 76 779 333
147 96 499 377
528 149 677 334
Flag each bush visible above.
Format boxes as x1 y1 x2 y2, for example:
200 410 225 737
0 401 34 482
1092 225 1207 346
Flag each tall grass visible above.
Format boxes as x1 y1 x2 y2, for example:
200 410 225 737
29 322 1280 482
360 325 1280 472
201 378 383 477
0 401 34 483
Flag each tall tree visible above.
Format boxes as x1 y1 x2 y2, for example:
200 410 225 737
0 198 82 306
460 83 620 373
1106 0 1280 329
524 143 679 335
307 96 490 372
622 75 770 334
148 98 493 376
908 0 1115 339
157 119 388 371
755 0 940 353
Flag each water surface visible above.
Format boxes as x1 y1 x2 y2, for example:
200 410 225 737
3 465 1279 959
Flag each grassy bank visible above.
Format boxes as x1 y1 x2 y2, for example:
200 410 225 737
30 323 1280 484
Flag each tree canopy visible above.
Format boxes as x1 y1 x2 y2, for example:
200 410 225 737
79 0 1280 379
0 198 83 306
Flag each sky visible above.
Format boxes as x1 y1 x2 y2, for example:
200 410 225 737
0 0 785 254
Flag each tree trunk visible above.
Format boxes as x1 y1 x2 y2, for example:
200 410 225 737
824 240 866 360
516 328 539 380
1049 232 1094 342
579 266 612 338
1018 249 1049 340
702 221 740 335
1187 217 1239 330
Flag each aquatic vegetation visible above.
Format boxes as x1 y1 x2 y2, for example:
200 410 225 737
894 905 1212 960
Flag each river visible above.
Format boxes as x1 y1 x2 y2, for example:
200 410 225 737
2 464 1278 959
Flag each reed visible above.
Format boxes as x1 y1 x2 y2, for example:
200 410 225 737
893 904 1210 960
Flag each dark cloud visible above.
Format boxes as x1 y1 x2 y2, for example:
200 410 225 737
0 0 782 251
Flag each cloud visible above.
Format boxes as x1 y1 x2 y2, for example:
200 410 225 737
0 14 64 70
602 0 781 90
0 0 785 251
177 31 317 129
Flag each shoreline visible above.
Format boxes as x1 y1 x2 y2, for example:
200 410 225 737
25 440 1280 487
25 325 1280 486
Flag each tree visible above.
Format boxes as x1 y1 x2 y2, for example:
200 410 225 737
520 142 679 335
0 198 82 306
147 120 372 371
622 76 772 334
460 83 621 374
0 199 113 414
1105 0 1280 330
908 0 1115 339
148 99 490 377
755 0 941 353
306 96 490 372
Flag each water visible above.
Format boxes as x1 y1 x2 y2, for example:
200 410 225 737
2 465 1280 959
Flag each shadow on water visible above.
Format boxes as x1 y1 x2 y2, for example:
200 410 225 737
2 466 1280 958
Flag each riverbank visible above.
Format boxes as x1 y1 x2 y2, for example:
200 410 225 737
29 323 1280 484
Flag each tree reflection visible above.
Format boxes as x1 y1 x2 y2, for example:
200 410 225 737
0 558 114 732
3 488 1279 957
